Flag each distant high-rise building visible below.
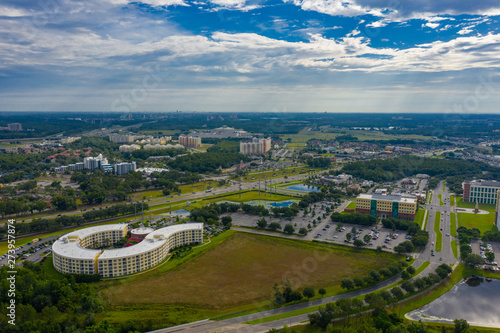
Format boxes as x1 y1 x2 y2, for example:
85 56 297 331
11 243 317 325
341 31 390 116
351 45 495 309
240 137 272 155
7 123 22 131
114 161 137 175
179 135 201 148
84 154 108 170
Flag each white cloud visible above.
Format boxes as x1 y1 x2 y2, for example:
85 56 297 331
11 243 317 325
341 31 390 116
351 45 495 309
424 22 440 29
208 0 261 11
283 0 383 17
0 6 32 17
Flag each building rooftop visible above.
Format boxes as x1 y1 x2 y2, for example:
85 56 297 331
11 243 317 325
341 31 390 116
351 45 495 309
358 193 416 204
98 223 203 259
465 179 500 187
53 223 203 261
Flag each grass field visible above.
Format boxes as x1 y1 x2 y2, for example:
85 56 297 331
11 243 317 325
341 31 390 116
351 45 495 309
450 213 457 237
450 194 455 206
438 194 444 206
455 197 496 234
442 181 446 191
423 210 429 230
414 209 425 228
234 166 318 182
100 232 401 327
131 181 226 201
434 212 442 252
346 201 356 210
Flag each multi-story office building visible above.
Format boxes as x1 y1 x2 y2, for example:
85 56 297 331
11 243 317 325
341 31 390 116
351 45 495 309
179 134 201 148
240 137 272 155
462 180 500 205
354 193 418 220
52 223 203 277
119 144 141 153
114 161 137 175
83 154 108 170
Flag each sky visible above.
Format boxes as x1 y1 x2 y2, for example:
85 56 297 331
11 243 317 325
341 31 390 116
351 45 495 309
1 0 500 113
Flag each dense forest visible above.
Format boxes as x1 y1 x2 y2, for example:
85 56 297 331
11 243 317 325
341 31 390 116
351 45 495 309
167 152 249 173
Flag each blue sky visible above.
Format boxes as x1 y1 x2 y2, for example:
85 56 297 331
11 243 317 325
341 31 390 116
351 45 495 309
0 0 500 113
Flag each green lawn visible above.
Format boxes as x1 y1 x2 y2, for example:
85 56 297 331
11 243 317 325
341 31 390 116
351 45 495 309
455 197 496 235
414 261 431 276
346 201 356 210
442 181 446 191
423 210 429 230
450 194 455 206
414 209 425 228
438 194 444 206
434 212 442 252
450 212 457 237
451 240 458 259
457 212 496 234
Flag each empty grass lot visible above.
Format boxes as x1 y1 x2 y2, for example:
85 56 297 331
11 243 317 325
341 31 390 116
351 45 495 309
100 232 401 326
438 194 444 206
434 212 442 252
450 194 455 206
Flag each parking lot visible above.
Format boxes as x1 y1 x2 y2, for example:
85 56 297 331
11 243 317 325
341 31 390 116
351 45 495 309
0 235 59 267
471 239 500 267
313 221 411 252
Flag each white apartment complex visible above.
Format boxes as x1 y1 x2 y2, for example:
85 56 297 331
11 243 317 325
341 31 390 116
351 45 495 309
240 137 272 155
53 223 203 277
83 154 108 170
119 144 141 153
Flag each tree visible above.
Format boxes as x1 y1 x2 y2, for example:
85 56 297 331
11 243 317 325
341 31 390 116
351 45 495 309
257 217 267 229
221 216 232 226
162 188 171 196
346 233 352 242
454 318 470 333
406 266 416 275
390 287 404 299
353 277 365 288
284 224 295 234
303 287 315 299
363 234 372 244
341 278 355 290
401 271 410 280
401 281 415 293
464 254 485 268
268 222 281 231
318 288 326 297
299 227 308 235
353 239 364 248
351 227 357 234
485 251 495 262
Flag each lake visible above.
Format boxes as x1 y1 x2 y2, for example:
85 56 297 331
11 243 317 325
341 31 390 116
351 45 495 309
406 276 500 328
286 184 320 192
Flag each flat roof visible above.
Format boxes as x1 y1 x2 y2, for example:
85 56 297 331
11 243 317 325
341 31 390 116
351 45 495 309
358 193 416 204
467 180 500 187
98 223 203 260
53 223 203 261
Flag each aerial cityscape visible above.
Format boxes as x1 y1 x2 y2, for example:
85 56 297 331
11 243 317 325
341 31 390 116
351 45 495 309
2 1 500 333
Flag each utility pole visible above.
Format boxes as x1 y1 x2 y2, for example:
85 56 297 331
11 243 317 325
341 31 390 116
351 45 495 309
264 176 267 197
239 177 242 199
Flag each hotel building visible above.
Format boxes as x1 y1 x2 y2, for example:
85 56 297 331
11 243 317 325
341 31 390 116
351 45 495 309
53 223 203 277
240 137 272 155
354 193 418 220
179 134 202 148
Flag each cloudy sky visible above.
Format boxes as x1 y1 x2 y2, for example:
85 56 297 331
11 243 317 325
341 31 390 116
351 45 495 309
1 0 500 113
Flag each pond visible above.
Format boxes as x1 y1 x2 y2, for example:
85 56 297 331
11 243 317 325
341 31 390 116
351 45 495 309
286 184 320 192
406 276 500 328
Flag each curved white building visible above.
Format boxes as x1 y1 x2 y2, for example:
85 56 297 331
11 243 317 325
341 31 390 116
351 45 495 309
53 223 203 278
